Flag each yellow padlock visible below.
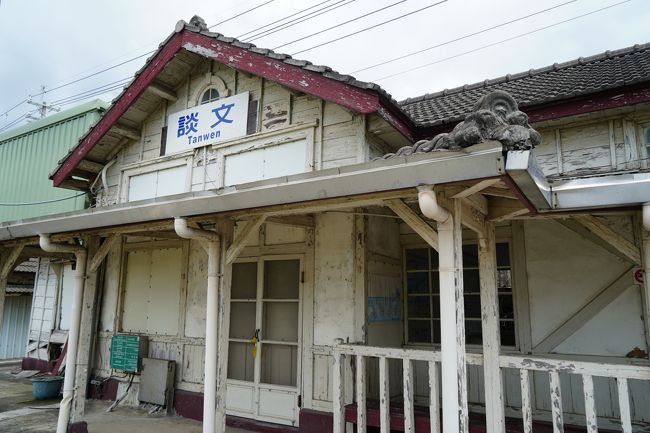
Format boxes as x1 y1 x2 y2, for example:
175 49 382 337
251 329 260 359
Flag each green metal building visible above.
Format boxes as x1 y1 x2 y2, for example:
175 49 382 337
0 100 107 223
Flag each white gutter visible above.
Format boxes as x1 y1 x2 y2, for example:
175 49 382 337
39 235 87 433
0 141 504 241
504 149 650 211
551 172 650 210
174 218 220 433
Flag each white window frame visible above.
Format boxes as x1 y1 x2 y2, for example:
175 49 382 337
213 122 317 188
118 152 194 203
402 237 519 351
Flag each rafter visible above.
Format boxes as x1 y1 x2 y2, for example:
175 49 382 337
559 215 641 265
226 215 267 264
385 199 438 250
147 81 178 101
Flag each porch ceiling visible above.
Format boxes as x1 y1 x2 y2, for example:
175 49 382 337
0 141 506 243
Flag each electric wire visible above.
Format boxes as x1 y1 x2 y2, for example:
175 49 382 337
272 0 407 50
0 0 632 133
243 0 356 42
0 192 87 206
236 0 336 39
291 0 449 56
208 0 275 29
51 77 132 105
372 0 631 82
1 0 276 119
350 0 577 74
0 98 28 119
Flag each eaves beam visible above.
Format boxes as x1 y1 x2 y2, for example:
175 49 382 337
559 215 642 265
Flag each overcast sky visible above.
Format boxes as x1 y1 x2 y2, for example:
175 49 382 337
1 0 649 132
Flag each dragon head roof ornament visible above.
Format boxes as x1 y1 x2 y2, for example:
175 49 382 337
381 90 541 159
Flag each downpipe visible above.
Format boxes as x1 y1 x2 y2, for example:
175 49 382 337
39 235 87 433
417 185 459 433
641 202 650 318
417 185 449 223
174 218 220 433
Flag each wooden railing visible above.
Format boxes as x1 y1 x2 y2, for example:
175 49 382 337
331 342 650 433
500 355 650 433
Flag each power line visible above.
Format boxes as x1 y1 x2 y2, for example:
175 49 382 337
0 192 87 206
273 0 407 50
244 0 356 42
1 1 275 121
373 0 631 82
0 111 38 133
237 0 336 39
51 77 132 105
291 0 449 56
0 98 28 119
209 0 275 29
350 0 578 74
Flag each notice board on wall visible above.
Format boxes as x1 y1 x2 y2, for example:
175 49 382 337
109 334 148 372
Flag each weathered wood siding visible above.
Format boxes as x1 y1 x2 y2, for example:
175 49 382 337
97 59 371 207
532 107 650 177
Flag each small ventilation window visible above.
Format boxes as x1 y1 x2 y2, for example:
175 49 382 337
200 88 220 105
644 127 650 159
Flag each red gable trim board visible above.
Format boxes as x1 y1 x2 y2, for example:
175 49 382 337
52 29 415 187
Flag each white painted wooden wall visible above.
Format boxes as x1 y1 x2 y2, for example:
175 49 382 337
534 111 650 177
97 58 377 208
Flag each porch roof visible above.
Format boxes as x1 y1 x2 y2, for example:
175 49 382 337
1 141 506 242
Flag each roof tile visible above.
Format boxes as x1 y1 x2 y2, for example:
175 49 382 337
400 43 650 127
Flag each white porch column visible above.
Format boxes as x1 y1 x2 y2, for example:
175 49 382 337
39 235 87 433
479 222 505 433
642 204 650 354
174 219 221 433
437 199 469 433
215 236 233 433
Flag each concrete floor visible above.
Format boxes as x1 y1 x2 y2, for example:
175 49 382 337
0 364 248 433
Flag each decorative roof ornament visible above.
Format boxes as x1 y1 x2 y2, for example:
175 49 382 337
381 91 540 159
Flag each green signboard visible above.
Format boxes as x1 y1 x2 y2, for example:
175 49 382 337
110 335 145 372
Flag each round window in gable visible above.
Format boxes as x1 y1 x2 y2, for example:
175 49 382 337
200 88 220 105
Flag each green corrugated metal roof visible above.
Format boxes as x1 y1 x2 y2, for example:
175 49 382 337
0 99 108 223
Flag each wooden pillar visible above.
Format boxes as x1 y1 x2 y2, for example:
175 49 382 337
71 236 101 421
0 275 6 337
0 244 25 337
643 228 650 354
479 222 505 433
215 222 234 433
438 199 468 433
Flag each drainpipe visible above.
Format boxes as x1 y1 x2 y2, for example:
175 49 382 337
417 185 449 223
39 235 87 433
417 186 461 433
174 218 220 433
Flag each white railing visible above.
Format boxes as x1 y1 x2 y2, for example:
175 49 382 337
332 342 650 433
500 355 650 433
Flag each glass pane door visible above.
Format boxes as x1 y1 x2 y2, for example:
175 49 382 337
226 257 302 424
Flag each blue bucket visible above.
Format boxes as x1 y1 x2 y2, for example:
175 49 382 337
31 376 64 399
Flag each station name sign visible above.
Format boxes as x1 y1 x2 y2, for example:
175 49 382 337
165 91 249 154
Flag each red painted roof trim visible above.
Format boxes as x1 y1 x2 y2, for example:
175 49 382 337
53 30 415 186
52 32 185 187
526 82 650 123
416 82 650 140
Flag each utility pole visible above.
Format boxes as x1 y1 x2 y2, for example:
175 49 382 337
26 85 60 121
